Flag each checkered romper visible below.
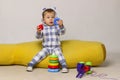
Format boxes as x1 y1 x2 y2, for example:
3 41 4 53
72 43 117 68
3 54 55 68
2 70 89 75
28 24 67 68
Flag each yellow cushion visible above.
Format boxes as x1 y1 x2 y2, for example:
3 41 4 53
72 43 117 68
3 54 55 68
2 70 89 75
0 40 106 68
0 44 15 65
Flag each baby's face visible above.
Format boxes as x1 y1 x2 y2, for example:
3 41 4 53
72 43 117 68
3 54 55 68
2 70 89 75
43 12 55 26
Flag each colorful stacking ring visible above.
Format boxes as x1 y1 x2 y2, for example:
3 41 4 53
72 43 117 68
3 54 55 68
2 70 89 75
49 60 58 63
49 55 58 58
49 63 59 66
48 54 60 72
48 65 59 69
49 57 58 61
48 68 60 72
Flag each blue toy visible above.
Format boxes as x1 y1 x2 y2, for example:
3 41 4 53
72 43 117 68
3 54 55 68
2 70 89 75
76 61 92 78
76 62 85 78
54 17 60 25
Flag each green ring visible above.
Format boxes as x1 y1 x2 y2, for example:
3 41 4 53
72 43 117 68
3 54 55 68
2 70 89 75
49 60 59 63
50 55 58 58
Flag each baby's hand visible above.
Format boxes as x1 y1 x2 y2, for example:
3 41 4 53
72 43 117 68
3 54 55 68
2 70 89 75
58 20 63 27
37 26 41 32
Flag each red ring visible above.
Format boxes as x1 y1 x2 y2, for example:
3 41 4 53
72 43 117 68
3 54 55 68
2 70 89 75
48 65 59 69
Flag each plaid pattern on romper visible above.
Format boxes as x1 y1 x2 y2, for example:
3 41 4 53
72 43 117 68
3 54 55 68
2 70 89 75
28 24 67 68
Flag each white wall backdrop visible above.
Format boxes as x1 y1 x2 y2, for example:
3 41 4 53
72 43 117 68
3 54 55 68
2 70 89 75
0 0 120 53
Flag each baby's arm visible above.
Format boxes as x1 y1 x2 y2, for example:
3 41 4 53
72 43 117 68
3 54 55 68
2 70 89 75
58 20 66 35
36 25 43 39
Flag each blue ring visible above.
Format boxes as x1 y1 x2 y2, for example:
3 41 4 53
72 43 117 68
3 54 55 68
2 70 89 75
48 68 60 72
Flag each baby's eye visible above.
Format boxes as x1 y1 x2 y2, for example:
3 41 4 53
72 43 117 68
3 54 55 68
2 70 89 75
52 17 54 18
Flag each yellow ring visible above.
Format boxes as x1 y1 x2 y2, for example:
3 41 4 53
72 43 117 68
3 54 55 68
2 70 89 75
48 63 59 66
49 58 58 61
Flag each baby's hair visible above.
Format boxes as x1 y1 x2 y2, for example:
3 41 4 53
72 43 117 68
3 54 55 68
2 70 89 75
42 8 56 18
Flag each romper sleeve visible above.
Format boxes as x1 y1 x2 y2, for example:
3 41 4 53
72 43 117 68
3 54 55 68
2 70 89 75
36 31 43 39
58 25 66 35
36 24 44 39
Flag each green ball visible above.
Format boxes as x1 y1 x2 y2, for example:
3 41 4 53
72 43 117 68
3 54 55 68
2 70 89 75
85 62 92 66
79 61 85 64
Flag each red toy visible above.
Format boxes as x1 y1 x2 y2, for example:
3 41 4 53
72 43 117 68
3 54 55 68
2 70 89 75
83 65 90 72
76 61 92 78
38 24 43 30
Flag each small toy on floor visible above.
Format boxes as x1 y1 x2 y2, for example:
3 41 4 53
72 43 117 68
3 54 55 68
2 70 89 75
76 61 92 78
48 54 60 72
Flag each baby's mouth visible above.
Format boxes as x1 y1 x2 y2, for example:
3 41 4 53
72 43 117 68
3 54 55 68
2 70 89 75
50 22 53 24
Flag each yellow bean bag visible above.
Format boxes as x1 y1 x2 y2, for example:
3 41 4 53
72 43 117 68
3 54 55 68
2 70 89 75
0 40 106 68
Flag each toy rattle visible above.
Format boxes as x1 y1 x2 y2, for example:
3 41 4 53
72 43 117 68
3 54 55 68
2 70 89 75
76 62 85 78
54 17 60 25
76 61 92 78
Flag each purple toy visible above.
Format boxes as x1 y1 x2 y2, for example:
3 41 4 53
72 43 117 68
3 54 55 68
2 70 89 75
76 61 92 78
76 62 85 78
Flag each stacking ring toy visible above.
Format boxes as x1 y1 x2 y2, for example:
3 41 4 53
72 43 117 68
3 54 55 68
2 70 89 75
49 57 58 61
48 68 60 72
48 65 59 69
49 63 59 66
49 55 58 58
49 60 58 63
48 54 60 72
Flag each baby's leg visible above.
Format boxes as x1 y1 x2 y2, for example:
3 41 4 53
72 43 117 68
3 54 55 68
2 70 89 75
27 48 49 67
53 47 68 73
53 47 67 68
